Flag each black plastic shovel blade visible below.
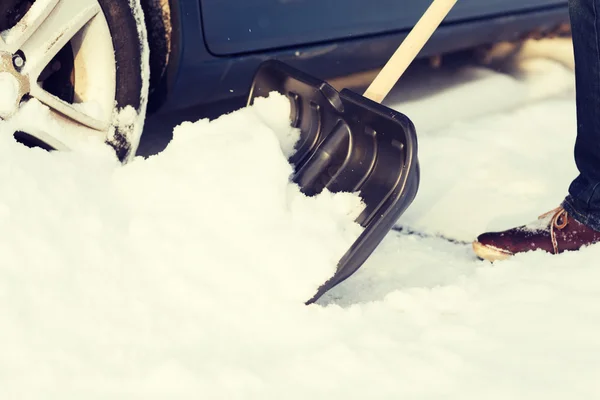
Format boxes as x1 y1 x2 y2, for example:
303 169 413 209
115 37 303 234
247 60 420 304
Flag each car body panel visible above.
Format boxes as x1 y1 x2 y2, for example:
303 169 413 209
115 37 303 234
154 0 568 114
200 0 566 55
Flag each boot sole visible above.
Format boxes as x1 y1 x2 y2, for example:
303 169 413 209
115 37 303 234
472 241 512 262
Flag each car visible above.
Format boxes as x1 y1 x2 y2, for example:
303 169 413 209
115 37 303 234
0 0 569 162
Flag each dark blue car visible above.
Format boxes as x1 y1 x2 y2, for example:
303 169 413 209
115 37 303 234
0 0 568 161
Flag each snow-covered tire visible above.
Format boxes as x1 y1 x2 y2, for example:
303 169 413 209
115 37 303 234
98 0 149 162
0 0 149 163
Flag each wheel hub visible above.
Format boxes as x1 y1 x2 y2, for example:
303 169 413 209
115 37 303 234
0 51 29 120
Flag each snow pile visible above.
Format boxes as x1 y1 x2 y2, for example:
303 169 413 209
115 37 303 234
0 92 366 397
2 38 600 399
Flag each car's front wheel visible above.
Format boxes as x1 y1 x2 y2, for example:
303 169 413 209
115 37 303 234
0 0 149 162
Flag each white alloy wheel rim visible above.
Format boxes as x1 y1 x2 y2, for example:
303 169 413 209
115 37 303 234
0 0 118 152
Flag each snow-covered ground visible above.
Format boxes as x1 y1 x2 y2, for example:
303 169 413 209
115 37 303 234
2 37 600 399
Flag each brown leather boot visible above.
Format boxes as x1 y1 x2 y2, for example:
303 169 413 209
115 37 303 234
473 206 600 261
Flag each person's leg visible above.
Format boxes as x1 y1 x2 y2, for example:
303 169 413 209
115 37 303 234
472 0 600 261
562 0 600 230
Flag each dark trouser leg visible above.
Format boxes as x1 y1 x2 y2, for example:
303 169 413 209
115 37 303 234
563 0 600 231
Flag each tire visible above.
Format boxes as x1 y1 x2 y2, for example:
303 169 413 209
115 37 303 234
98 0 149 162
0 0 150 163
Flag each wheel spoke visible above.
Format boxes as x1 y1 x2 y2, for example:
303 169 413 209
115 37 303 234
9 122 69 152
30 84 109 131
4 102 69 152
5 95 109 152
9 0 101 80
0 0 59 53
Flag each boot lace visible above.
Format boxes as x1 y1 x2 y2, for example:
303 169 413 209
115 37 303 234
539 206 569 254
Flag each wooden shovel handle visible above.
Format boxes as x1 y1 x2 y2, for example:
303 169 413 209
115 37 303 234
363 0 458 104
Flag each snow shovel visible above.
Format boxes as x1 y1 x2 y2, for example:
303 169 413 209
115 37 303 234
247 0 458 304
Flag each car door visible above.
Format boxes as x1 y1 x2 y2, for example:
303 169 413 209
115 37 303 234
199 0 567 55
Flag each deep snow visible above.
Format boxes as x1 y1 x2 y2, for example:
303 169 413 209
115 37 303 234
1 38 600 399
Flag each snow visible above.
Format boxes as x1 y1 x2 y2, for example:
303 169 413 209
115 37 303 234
385 37 578 241
0 72 19 116
2 37 600 398
71 100 104 121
